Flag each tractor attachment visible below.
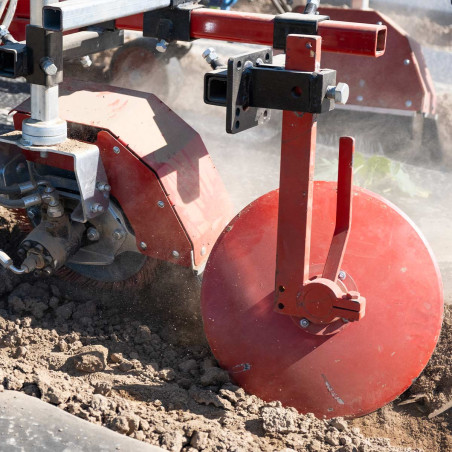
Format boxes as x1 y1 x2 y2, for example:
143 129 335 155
0 0 444 419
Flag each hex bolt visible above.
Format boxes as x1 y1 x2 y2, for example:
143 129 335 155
299 318 310 328
140 242 147 250
172 250 180 259
80 55 92 68
40 57 58 76
112 229 125 241
97 182 111 192
157 201 165 208
87 227 100 241
326 83 350 105
113 146 120 154
90 203 104 213
156 39 168 53
338 270 346 281
202 47 218 66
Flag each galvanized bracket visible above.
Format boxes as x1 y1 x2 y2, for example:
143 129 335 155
0 131 109 223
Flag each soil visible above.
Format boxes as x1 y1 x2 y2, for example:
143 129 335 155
0 212 450 452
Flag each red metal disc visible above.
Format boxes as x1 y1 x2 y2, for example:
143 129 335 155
201 181 443 419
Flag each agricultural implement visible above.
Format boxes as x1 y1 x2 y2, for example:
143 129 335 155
0 0 443 419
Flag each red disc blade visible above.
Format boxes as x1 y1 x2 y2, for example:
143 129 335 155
201 181 443 419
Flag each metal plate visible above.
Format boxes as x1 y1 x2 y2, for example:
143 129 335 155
201 181 443 419
226 48 272 134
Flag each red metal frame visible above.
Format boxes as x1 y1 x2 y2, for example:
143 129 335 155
10 3 385 58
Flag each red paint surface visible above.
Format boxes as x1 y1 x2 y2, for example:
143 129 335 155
201 182 443 418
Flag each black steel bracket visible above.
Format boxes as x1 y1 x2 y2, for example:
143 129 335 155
26 25 63 87
204 48 336 134
273 12 329 50
0 42 28 78
143 3 204 43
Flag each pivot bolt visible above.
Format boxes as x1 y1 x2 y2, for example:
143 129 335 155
90 203 104 213
87 227 100 241
112 229 125 241
156 39 168 53
326 82 349 105
40 57 58 76
299 318 310 328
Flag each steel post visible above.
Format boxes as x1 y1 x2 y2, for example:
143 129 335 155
22 0 67 146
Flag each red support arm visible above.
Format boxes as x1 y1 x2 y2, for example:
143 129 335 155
190 9 386 57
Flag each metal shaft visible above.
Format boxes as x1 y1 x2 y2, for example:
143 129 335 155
22 0 67 146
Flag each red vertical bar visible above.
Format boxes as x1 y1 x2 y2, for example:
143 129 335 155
275 34 322 316
322 136 355 282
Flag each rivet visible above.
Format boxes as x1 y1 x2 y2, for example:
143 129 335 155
356 95 364 102
157 201 165 208
404 59 410 65
299 318 310 328
172 250 180 259
405 100 412 108
113 146 120 154
338 270 346 281
140 242 147 250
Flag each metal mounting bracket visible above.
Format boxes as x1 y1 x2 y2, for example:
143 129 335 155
0 131 109 223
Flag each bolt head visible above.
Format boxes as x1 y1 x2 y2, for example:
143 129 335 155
140 242 147 250
87 227 100 241
172 250 180 259
405 100 413 108
202 47 218 64
201 246 207 256
113 146 120 154
338 270 346 281
404 59 410 65
112 229 125 241
157 201 165 208
90 203 104 213
41 58 58 76
299 318 310 328
80 55 92 68
334 82 349 105
156 40 168 53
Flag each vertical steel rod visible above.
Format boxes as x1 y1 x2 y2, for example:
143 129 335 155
23 0 67 146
